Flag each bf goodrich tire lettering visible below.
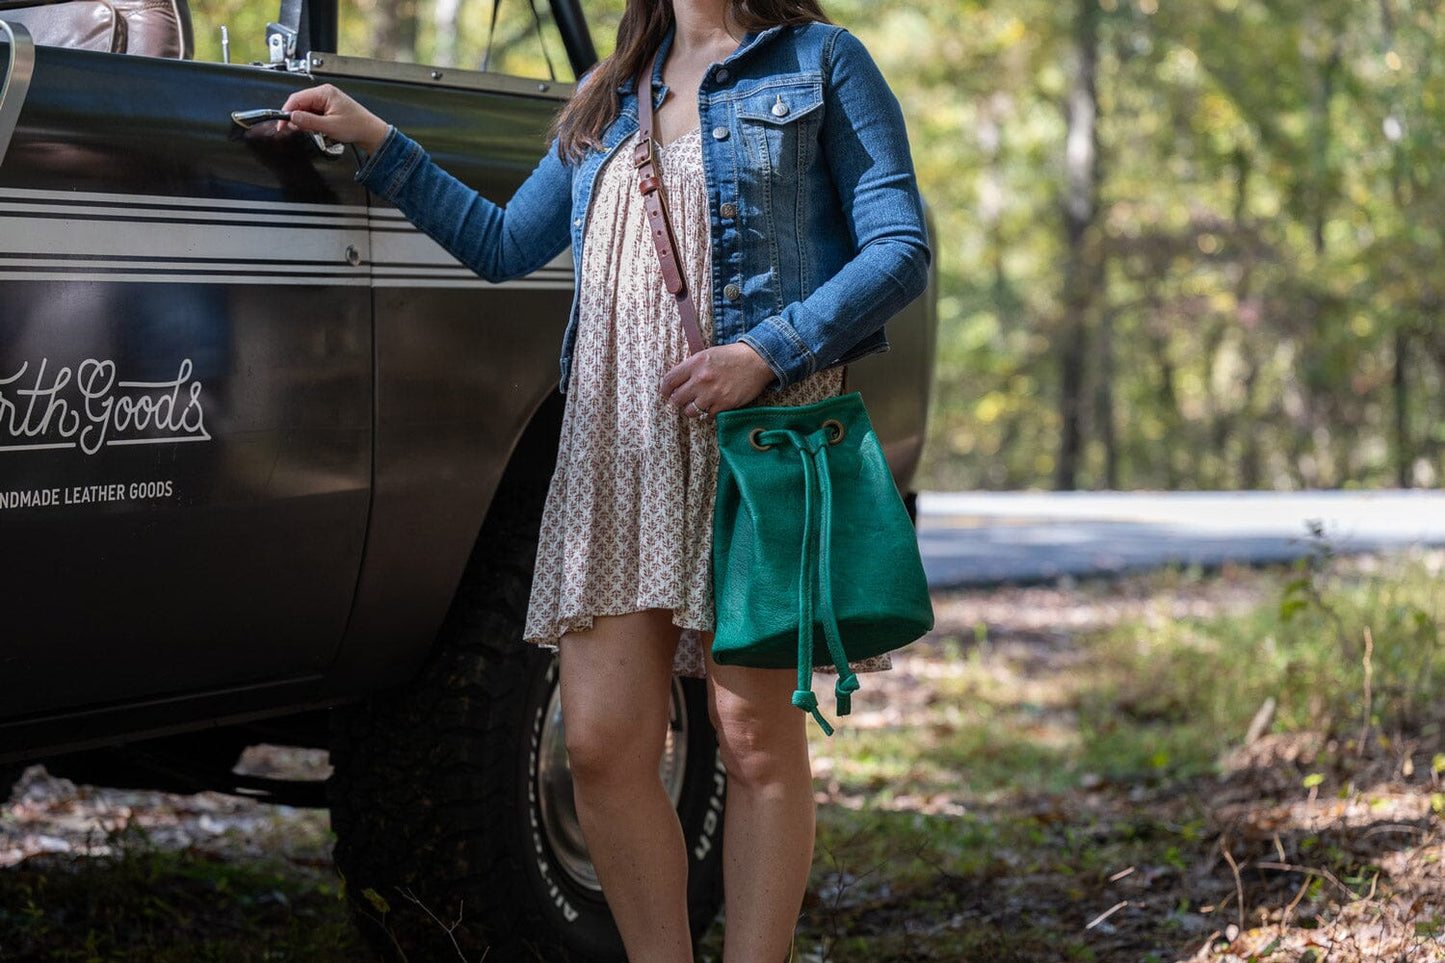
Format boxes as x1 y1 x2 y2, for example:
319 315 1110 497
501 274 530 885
327 487 725 961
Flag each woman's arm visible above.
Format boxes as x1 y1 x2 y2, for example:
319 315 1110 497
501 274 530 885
737 29 932 389
284 85 572 283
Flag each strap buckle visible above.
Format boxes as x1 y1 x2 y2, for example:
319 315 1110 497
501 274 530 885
633 138 655 169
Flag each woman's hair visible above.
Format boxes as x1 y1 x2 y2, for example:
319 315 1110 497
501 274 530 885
552 0 832 162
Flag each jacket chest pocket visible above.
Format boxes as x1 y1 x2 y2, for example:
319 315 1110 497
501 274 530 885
734 79 824 179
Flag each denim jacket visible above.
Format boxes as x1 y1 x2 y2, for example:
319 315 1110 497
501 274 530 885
356 22 930 393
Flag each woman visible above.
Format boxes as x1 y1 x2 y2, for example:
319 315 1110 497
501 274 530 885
284 1 928 959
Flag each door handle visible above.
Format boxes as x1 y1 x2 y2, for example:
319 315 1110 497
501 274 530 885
230 108 345 158
0 20 36 170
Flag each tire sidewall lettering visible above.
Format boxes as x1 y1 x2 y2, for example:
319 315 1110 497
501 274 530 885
526 658 585 927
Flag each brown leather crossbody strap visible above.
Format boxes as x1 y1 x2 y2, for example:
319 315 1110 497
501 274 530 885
635 52 707 357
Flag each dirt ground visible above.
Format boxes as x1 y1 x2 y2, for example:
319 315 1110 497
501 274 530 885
794 572 1445 961
3 569 1443 962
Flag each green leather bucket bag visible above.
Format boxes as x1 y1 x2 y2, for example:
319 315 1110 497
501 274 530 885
711 394 935 734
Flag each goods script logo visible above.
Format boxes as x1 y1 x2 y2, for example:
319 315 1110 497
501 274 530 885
0 358 211 455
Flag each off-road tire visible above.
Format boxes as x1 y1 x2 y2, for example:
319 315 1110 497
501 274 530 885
328 486 726 962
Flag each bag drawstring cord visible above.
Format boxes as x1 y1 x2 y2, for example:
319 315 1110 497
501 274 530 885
758 425 861 735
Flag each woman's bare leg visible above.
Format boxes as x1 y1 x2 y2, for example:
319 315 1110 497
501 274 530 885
705 644 814 962
558 609 692 963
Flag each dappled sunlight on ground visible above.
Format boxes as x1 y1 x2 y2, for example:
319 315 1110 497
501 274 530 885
1 748 335 871
797 558 1445 961
5 558 1443 961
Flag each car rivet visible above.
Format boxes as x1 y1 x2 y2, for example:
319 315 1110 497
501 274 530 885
431 70 443 80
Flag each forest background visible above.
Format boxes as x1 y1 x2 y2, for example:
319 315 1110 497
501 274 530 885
196 0 1445 494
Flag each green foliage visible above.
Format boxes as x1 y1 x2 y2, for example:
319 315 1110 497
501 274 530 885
796 556 1444 957
837 0 1445 490
187 1 1444 489
1085 552 1445 770
815 553 1443 810
8 560 1439 959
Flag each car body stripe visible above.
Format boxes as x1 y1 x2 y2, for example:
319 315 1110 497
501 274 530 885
0 187 574 288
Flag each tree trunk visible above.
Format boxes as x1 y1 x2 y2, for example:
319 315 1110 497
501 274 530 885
1394 329 1411 487
1055 0 1101 491
1308 24 1340 257
1229 149 1258 490
1152 328 1181 491
1239 358 1262 489
434 0 461 66
374 0 419 63
979 95 1011 312
1096 306 1117 490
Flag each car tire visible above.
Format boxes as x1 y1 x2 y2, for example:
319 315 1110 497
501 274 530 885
328 489 726 962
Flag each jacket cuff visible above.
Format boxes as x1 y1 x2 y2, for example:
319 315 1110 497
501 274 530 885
354 126 424 200
738 316 817 390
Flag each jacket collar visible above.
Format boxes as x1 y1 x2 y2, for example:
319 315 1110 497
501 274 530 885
615 21 791 96
731 24 790 60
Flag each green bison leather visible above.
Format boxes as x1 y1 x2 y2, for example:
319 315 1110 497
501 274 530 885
711 392 934 734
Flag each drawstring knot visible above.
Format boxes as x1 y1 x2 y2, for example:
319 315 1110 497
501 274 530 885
835 673 861 717
791 690 833 736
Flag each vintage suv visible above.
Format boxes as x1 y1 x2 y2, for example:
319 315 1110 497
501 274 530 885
0 1 937 959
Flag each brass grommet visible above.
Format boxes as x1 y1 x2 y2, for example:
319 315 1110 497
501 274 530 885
749 428 773 452
822 419 846 445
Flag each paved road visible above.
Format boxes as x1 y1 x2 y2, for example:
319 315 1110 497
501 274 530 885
916 490 1445 589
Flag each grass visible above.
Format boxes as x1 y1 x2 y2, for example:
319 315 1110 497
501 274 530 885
5 551 1443 961
1084 551 1445 774
783 551 1445 961
0 823 362 961
819 552 1444 797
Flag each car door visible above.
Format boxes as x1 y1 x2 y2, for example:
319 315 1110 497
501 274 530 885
0 27 371 718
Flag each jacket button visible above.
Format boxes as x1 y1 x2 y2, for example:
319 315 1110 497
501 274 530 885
715 68 730 83
712 126 730 141
720 202 738 219
723 283 742 301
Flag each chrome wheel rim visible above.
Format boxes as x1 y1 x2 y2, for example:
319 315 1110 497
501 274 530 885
536 676 690 892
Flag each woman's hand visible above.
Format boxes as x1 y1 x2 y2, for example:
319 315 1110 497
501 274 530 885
282 84 391 154
661 343 777 421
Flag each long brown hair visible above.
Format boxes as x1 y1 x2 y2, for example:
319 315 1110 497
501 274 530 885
553 0 832 162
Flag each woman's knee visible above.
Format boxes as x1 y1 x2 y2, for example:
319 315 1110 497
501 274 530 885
712 700 807 791
557 610 678 787
564 706 664 786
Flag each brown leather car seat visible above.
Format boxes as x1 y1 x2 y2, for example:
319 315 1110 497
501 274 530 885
0 0 193 59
